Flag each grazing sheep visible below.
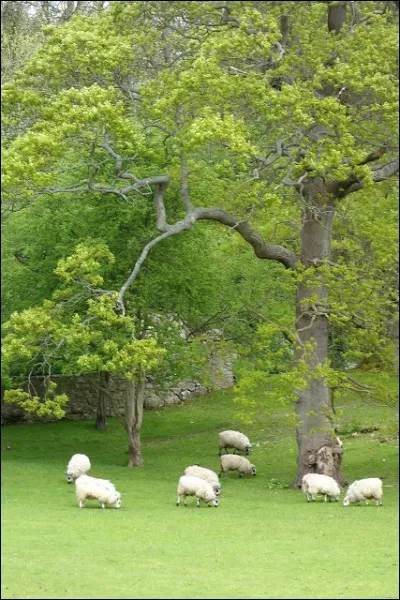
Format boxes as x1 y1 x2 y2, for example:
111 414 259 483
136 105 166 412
66 453 91 483
83 475 116 493
218 430 252 455
176 475 219 508
219 454 256 478
301 473 341 502
184 465 222 496
343 478 383 507
75 474 121 509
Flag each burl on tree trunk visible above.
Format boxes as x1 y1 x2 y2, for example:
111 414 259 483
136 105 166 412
125 378 145 467
293 187 345 488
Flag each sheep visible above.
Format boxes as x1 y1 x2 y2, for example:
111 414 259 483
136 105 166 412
66 453 91 483
343 478 383 507
75 474 121 509
184 465 222 496
82 475 116 493
176 475 219 508
301 473 341 502
219 454 256 478
218 430 252 456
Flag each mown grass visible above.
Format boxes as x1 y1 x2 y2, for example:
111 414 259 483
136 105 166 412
1 377 399 599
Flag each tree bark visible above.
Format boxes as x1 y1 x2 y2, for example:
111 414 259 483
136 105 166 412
328 1 348 35
293 183 344 487
95 371 109 431
125 377 145 467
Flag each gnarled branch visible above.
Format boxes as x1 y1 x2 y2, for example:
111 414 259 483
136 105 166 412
195 208 299 269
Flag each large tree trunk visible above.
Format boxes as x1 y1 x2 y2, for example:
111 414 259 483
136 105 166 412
293 184 344 488
95 371 109 431
125 378 145 467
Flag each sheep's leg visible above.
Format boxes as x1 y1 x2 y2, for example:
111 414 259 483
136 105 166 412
306 492 311 502
365 500 369 505
196 498 200 508
312 494 316 502
101 503 105 509
376 499 382 506
238 471 243 478
184 496 187 507
324 495 327 503
176 496 180 506
79 500 84 508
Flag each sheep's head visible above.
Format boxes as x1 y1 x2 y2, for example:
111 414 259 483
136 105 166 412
250 465 257 476
66 473 73 483
112 493 122 509
214 485 221 496
209 497 219 507
343 496 351 506
245 444 252 455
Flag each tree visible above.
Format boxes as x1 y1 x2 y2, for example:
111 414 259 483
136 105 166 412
1 1 107 82
2 243 167 465
2 1 398 483
4 233 270 465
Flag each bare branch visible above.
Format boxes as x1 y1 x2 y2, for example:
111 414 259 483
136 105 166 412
372 159 399 182
119 175 170 195
154 182 169 231
100 137 169 192
194 207 299 269
346 375 375 391
358 145 387 166
116 217 196 313
335 159 399 198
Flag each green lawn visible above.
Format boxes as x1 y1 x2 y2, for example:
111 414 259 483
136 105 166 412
1 383 398 599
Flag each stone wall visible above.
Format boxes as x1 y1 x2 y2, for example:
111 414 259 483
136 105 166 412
1 358 234 424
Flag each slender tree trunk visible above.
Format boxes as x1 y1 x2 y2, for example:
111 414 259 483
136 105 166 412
95 371 109 431
125 377 145 467
293 187 344 487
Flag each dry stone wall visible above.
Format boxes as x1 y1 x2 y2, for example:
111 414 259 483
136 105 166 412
1 358 234 424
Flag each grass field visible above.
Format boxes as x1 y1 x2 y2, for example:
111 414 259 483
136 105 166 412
1 379 399 599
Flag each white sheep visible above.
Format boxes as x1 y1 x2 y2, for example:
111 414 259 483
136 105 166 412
343 478 383 507
301 473 341 502
176 475 219 508
75 474 121 509
218 430 252 455
82 475 116 493
66 453 91 483
219 454 256 478
184 465 222 496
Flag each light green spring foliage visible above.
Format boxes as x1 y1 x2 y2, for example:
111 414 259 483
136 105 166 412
3 2 397 197
2 243 165 417
1 2 398 420
4 386 69 419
